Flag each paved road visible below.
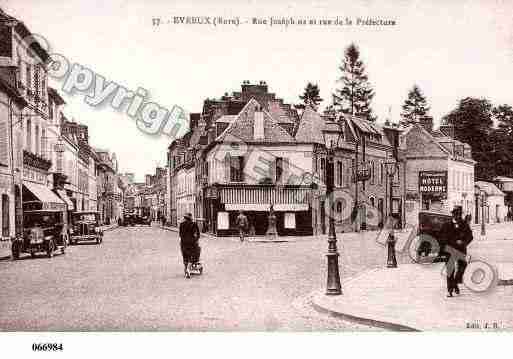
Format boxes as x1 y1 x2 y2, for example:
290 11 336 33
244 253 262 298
0 226 386 331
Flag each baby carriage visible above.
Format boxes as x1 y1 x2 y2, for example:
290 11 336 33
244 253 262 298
185 244 203 278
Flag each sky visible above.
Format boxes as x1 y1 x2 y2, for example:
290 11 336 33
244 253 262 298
2 0 512 182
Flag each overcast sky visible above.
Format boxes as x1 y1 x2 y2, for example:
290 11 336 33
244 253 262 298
3 0 512 182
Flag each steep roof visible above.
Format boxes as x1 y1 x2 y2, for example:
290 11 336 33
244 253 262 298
216 98 296 143
495 176 513 183
475 181 505 197
294 106 324 144
401 123 450 158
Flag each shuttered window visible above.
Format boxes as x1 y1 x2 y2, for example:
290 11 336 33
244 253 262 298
0 121 8 166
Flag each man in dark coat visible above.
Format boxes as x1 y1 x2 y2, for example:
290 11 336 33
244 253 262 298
179 213 200 278
442 206 473 297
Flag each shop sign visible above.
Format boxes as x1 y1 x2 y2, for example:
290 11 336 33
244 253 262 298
419 171 447 198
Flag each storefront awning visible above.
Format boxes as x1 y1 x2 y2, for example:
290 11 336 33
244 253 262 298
23 182 66 212
55 189 74 211
224 203 309 212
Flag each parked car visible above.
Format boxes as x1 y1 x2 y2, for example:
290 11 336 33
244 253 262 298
11 210 68 259
417 210 452 261
69 211 103 245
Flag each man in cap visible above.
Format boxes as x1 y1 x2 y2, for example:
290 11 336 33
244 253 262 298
442 205 473 297
179 212 200 278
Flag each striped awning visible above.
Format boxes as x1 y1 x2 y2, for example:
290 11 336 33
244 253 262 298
224 203 308 212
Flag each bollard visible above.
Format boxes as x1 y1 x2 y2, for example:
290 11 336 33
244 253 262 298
387 231 397 268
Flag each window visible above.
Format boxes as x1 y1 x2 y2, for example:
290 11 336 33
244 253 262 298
26 64 31 91
380 162 384 185
26 119 32 152
41 129 46 159
371 161 375 185
275 157 283 183
35 124 40 155
320 158 326 183
49 101 54 121
337 161 342 187
230 156 244 182
2 194 9 237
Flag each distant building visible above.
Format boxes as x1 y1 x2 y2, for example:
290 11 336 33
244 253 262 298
475 181 506 224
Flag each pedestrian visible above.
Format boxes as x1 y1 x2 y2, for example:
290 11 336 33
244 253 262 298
236 210 249 242
442 206 473 297
179 213 200 278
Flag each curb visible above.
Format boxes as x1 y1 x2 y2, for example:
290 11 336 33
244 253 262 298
309 268 419 332
310 295 419 332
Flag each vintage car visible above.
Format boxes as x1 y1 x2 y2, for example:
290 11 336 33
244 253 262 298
11 210 68 259
417 210 453 261
69 211 103 245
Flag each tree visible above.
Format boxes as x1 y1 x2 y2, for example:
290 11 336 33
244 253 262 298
442 97 494 180
296 82 323 110
493 104 513 136
401 85 431 125
492 104 513 177
333 43 376 121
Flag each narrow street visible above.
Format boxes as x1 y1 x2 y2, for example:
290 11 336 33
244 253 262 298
0 226 383 331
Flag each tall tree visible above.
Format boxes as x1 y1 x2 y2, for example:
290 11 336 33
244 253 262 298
333 43 376 121
296 82 323 110
400 85 431 125
493 104 513 136
442 97 494 180
492 104 513 177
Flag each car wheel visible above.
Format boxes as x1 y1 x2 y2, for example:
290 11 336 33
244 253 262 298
47 240 55 258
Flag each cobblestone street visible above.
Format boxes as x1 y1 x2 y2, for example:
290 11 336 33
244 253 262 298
0 225 390 331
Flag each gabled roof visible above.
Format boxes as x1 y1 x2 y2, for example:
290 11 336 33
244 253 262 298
267 100 295 124
475 181 505 197
494 176 513 183
294 105 324 144
216 98 295 143
401 123 451 158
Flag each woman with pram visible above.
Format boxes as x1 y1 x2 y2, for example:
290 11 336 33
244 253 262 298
179 213 202 278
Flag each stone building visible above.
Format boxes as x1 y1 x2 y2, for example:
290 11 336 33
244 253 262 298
475 181 506 224
494 176 513 220
0 62 27 239
167 82 403 236
400 120 476 227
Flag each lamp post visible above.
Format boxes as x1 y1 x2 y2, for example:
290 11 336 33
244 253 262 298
481 189 486 236
322 110 343 295
385 160 398 268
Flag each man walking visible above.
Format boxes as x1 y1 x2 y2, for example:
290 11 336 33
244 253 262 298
179 213 200 278
236 211 249 242
442 206 473 297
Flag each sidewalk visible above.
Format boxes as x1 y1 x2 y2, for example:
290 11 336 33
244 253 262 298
312 263 513 331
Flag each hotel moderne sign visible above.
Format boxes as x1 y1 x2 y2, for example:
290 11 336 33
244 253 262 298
419 171 448 198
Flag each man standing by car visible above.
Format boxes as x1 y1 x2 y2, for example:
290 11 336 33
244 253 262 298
179 213 200 278
442 206 473 297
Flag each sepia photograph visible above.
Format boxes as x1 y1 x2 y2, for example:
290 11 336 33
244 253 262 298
0 0 512 356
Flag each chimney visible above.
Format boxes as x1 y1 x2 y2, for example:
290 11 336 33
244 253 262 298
254 106 265 140
419 116 433 133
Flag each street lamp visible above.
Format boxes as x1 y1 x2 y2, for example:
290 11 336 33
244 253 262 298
322 113 343 295
481 189 487 236
385 160 398 268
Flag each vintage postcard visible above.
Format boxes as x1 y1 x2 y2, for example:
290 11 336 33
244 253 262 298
0 0 512 356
